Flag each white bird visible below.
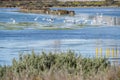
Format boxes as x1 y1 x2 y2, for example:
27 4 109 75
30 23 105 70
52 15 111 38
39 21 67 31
83 19 88 24
64 18 75 23
43 17 54 23
34 17 39 21
10 18 16 24
91 18 96 25
48 18 54 23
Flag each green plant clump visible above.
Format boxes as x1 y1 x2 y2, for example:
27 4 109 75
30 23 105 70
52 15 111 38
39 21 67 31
0 51 111 80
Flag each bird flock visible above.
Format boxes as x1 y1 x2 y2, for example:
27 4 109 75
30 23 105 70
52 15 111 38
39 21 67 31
9 13 111 26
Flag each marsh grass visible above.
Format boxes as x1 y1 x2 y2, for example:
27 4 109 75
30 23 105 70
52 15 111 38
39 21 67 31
0 51 120 80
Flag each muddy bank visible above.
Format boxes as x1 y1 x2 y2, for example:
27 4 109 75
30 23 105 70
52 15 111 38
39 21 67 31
20 8 75 16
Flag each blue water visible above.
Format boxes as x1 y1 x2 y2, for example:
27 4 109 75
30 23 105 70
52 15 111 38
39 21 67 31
0 27 120 40
0 7 120 65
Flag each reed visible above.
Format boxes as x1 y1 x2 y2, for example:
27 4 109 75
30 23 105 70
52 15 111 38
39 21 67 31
0 50 119 80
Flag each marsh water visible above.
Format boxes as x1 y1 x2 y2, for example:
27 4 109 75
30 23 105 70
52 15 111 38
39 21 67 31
0 7 120 65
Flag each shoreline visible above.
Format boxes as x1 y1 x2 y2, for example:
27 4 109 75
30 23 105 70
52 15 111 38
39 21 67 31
0 5 120 8
20 8 75 16
0 6 119 16
50 5 120 8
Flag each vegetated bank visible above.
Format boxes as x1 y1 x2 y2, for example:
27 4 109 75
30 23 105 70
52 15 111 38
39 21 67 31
0 0 76 16
0 51 120 80
20 7 75 16
0 0 120 16
0 0 120 8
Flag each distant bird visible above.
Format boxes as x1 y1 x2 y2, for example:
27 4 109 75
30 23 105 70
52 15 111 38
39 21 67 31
42 17 54 23
91 18 96 25
83 19 88 24
48 18 54 23
10 18 16 24
34 17 39 21
48 16 56 23
64 18 85 24
64 18 77 24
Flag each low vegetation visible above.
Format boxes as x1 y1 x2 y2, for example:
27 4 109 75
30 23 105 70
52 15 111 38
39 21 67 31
0 51 120 80
0 0 119 16
0 0 120 8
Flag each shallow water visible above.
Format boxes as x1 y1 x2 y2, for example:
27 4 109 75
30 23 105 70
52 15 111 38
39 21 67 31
0 8 120 65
